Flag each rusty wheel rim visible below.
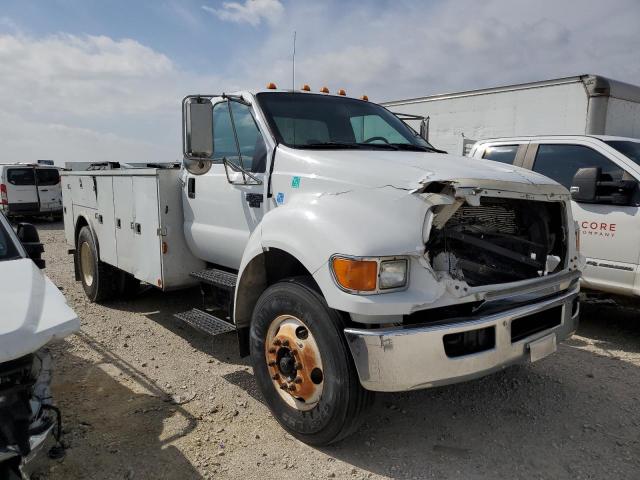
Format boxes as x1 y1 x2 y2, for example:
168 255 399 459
265 315 324 411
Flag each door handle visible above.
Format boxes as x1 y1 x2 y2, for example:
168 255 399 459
188 178 196 198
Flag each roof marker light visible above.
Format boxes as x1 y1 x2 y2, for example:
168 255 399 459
361 95 369 101
337 89 346 96
319 86 330 93
301 84 311 91
267 82 277 89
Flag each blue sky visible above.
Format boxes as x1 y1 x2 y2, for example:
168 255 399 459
0 0 639 164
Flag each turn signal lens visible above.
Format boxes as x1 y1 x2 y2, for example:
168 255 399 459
332 257 377 292
267 82 277 89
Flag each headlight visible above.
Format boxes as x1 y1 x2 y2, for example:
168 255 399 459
379 259 408 289
330 256 408 293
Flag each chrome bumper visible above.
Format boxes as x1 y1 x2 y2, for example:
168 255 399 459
344 284 580 392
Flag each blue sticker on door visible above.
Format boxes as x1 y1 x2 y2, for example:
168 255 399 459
276 192 285 205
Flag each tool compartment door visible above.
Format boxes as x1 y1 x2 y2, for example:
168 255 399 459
131 175 162 286
113 176 135 273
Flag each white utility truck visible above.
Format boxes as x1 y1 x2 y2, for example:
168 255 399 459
470 135 640 299
62 87 582 445
383 74 640 155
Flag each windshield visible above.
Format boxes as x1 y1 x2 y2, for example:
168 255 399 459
0 216 21 262
605 140 640 167
256 92 436 151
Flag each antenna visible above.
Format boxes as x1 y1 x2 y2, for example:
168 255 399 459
292 31 296 90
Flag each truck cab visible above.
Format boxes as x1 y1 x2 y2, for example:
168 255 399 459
63 88 582 445
470 135 640 298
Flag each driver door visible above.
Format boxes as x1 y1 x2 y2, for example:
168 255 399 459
183 99 268 269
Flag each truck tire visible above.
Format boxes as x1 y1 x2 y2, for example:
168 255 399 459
76 226 114 302
250 278 374 445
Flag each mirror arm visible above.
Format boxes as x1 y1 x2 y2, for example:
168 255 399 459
226 99 247 181
223 158 262 185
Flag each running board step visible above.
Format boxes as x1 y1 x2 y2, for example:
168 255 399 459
190 268 237 290
174 309 236 337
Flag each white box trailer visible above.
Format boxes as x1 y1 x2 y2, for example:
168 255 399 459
383 74 640 155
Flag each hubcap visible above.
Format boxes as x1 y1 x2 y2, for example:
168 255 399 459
265 315 324 411
80 241 95 287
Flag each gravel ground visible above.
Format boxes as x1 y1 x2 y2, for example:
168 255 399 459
25 221 640 479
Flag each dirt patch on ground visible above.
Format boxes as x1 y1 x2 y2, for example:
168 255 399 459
26 222 640 479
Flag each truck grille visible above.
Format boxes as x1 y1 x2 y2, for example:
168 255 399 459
426 197 566 287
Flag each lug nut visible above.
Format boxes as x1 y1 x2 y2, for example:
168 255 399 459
282 339 290 347
272 373 280 380
288 384 297 392
268 347 276 354
294 376 302 384
294 363 302 370
280 384 288 390
268 361 276 367
273 339 282 346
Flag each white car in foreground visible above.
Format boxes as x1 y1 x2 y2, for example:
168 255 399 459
0 213 79 478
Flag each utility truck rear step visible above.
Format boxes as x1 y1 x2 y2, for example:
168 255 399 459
174 308 236 337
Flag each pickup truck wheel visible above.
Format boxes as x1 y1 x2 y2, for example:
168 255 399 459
250 278 373 445
77 226 114 302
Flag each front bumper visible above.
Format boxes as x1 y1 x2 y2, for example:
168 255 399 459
344 282 580 392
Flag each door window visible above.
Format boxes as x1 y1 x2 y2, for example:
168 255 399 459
483 145 518 164
7 168 35 186
533 144 625 189
36 168 60 186
212 101 267 173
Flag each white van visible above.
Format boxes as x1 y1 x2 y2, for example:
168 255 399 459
0 164 63 218
470 135 640 298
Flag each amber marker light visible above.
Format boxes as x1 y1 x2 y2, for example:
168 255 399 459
331 257 377 292
267 82 278 89
337 89 346 96
319 86 330 93
361 95 369 101
301 84 311 91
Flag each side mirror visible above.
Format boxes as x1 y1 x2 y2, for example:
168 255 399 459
570 167 599 202
16 223 45 269
183 96 213 175
571 167 635 205
419 117 430 142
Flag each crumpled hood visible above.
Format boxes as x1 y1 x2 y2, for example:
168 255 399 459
278 147 567 194
0 258 79 362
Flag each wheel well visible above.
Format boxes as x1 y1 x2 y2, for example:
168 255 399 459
235 248 319 333
74 216 89 247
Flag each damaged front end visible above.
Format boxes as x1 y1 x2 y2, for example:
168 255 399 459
426 195 567 286
0 349 61 470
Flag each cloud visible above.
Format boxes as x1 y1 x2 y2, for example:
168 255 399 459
202 0 284 26
0 32 221 165
227 0 640 102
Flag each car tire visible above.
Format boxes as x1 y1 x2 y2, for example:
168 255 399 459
250 277 374 446
76 226 114 302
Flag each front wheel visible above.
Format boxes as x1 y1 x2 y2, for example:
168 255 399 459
250 278 373 445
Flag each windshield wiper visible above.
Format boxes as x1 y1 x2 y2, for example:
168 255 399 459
390 143 446 153
296 142 363 149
